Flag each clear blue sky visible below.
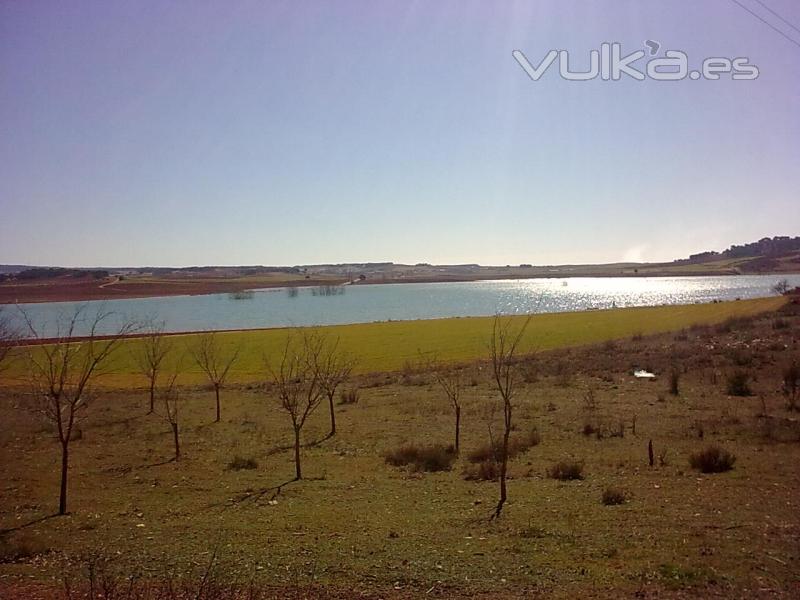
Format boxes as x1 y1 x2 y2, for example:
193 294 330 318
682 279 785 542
1 1 798 267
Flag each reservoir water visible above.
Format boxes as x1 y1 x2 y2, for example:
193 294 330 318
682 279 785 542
7 274 799 338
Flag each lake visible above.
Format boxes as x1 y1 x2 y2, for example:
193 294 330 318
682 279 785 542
7 274 799 338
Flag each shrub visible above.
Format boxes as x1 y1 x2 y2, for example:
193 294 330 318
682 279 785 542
466 428 541 464
227 456 258 471
688 445 736 473
384 444 419 466
547 460 584 481
338 388 359 405
470 443 497 463
582 423 597 437
726 370 752 396
462 459 500 481
384 443 456 472
601 487 627 505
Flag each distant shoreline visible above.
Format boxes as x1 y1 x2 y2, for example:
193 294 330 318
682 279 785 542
2 268 798 305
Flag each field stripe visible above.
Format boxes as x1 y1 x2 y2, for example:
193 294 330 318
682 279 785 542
0 296 785 389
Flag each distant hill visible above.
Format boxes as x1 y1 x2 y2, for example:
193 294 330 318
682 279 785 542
674 236 800 274
0 265 33 275
682 236 800 263
0 267 110 283
2 235 799 303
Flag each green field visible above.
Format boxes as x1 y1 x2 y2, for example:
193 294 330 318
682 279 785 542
3 297 785 389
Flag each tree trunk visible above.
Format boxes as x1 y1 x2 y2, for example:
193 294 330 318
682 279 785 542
294 426 302 480
493 407 511 519
454 406 461 453
328 393 336 437
214 385 221 423
59 441 69 515
172 423 180 461
494 432 510 518
148 379 155 414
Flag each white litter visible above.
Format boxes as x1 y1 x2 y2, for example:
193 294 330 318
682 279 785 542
634 369 656 379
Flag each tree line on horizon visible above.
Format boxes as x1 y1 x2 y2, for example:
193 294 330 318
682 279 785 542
684 235 800 264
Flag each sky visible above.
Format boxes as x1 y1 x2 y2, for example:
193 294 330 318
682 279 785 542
1 0 799 268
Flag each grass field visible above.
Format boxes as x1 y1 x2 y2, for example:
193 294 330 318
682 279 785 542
629 257 753 274
2 296 786 390
1 298 798 598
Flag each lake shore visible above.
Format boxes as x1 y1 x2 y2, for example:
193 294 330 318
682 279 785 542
3 262 799 305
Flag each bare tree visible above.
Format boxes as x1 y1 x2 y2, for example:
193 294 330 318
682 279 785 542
133 321 172 414
433 366 463 453
773 279 790 295
488 315 531 519
22 306 135 515
311 332 355 438
0 306 18 373
269 332 324 480
190 333 240 423
159 370 182 461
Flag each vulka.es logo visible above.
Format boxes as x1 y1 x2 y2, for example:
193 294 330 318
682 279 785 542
513 42 759 82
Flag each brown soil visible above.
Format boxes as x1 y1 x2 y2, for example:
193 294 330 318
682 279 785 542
1 303 799 598
0 276 347 304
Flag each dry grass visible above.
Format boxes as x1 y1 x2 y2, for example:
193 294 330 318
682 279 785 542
1 301 799 598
